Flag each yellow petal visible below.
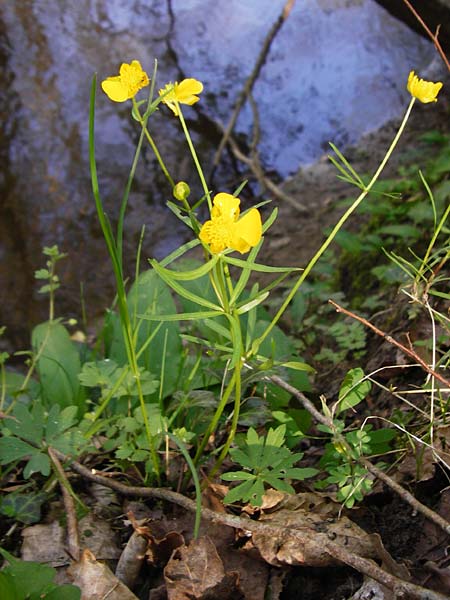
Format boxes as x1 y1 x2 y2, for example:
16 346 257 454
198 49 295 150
102 61 149 102
212 193 240 221
407 70 443 104
159 78 203 116
175 79 204 105
230 208 262 254
101 77 129 102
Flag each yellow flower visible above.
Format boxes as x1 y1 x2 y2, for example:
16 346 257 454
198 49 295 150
159 78 203 116
407 70 443 104
101 60 149 102
199 193 262 254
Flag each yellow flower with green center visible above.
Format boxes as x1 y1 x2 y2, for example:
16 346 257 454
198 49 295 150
199 193 262 254
101 60 149 102
159 79 204 116
407 70 443 104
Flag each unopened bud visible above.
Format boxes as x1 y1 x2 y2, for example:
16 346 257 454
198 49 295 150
173 181 190 201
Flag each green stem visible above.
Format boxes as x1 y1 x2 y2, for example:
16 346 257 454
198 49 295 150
251 97 416 356
138 118 175 188
167 432 202 539
176 103 212 211
209 360 242 477
193 370 236 466
89 76 160 482
416 201 450 288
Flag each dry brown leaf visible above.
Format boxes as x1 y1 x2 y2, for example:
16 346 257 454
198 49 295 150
21 521 69 566
147 530 185 567
115 531 148 589
164 536 244 600
251 508 379 567
67 548 139 600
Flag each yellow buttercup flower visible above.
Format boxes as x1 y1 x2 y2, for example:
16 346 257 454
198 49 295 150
101 60 149 102
199 193 262 254
407 70 443 104
159 79 203 116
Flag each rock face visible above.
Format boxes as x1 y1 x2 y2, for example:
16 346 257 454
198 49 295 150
375 0 450 52
0 1 437 348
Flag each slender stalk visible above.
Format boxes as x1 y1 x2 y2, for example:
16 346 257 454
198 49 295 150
251 97 416 356
209 360 242 477
176 103 212 211
193 370 236 466
167 432 202 539
135 108 175 188
89 76 160 482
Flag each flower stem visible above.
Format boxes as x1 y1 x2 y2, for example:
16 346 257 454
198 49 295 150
133 98 175 189
193 370 236 467
209 359 242 477
251 97 416 356
176 103 212 211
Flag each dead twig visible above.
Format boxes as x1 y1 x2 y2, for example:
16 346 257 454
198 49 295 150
401 0 450 72
48 447 80 561
328 299 450 389
50 448 448 600
227 133 307 213
211 0 295 175
268 374 450 536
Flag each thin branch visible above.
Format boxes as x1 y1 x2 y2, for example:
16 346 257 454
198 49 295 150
227 134 307 213
50 448 448 600
362 459 450 535
48 447 80 561
268 374 450 536
329 300 450 389
211 0 296 175
402 0 450 72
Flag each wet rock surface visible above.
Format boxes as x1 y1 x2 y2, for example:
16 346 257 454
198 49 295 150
0 0 438 346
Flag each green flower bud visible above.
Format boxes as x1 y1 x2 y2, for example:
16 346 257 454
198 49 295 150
173 181 191 201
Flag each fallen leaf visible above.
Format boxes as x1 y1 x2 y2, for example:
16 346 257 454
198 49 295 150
251 508 379 567
164 536 244 599
68 548 138 600
115 530 148 589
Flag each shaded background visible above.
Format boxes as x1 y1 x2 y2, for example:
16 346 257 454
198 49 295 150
0 0 437 346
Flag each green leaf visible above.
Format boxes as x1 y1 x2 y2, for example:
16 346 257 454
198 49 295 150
4 403 45 443
78 359 119 388
34 268 50 280
337 368 371 415
221 471 255 482
0 491 47 524
32 321 84 412
266 424 286 448
149 255 219 281
223 424 316 506
23 452 50 478
149 259 222 310
118 269 183 400
0 548 81 599
46 405 78 440
236 292 269 315
378 224 421 239
281 361 315 372
0 437 38 464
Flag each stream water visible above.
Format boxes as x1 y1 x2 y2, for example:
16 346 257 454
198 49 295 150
0 0 434 342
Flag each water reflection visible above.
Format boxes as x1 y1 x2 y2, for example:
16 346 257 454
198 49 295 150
0 0 433 341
